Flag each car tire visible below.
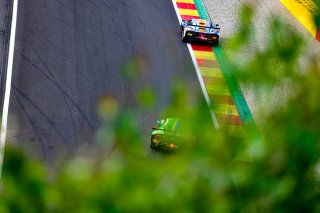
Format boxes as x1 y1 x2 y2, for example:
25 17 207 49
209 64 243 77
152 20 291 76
181 30 189 43
212 39 219 46
182 37 189 43
150 143 155 150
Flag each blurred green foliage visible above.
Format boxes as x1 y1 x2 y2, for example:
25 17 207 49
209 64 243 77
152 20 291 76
1 3 320 213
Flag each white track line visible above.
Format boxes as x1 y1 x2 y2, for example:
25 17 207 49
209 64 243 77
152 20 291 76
0 0 19 179
171 0 220 129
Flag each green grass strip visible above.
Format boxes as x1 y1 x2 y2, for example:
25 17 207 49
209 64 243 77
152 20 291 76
193 0 210 20
213 48 254 124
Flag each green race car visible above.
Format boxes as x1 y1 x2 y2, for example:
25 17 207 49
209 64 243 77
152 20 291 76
150 118 181 153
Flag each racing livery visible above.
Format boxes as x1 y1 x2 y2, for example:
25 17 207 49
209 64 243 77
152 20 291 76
180 19 220 46
150 118 181 153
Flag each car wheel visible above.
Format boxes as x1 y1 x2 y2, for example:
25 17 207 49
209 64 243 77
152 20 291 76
183 37 190 43
150 143 156 150
212 39 219 46
181 30 188 43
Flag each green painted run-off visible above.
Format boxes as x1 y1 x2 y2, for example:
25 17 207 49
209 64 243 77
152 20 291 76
193 0 258 133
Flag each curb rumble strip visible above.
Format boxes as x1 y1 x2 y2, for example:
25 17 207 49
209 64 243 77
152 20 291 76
171 0 246 136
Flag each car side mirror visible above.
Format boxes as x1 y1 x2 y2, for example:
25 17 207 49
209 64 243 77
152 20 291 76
157 120 165 126
181 20 187 27
214 24 220 29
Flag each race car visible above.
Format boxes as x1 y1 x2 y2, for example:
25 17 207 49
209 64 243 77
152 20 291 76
150 118 181 153
180 19 220 46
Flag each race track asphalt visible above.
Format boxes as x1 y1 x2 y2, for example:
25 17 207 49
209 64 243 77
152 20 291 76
7 0 211 162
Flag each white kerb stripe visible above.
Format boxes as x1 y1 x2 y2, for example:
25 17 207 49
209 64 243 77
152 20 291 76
0 0 19 180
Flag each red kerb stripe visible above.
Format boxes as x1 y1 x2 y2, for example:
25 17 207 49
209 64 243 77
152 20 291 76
217 115 242 126
176 3 197 10
316 28 320 42
191 44 213 52
180 15 200 20
209 94 234 105
197 59 219 67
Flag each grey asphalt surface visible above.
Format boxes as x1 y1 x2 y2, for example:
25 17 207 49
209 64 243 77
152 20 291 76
7 0 210 162
10 0 319 162
0 0 12 104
